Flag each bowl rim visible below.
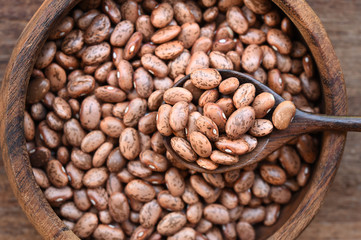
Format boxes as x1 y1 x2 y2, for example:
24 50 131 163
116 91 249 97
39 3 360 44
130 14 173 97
0 0 347 239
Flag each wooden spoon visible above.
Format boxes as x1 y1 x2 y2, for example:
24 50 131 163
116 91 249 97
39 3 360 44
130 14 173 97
163 69 361 173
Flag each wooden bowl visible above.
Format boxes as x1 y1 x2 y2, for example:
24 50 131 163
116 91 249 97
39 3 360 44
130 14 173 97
0 0 347 239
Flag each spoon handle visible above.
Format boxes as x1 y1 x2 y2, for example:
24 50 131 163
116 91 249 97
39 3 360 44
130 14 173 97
292 110 361 133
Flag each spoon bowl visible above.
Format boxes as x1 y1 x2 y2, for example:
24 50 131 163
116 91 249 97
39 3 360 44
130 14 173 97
164 69 361 173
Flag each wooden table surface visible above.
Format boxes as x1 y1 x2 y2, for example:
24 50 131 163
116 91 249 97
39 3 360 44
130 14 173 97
0 0 360 239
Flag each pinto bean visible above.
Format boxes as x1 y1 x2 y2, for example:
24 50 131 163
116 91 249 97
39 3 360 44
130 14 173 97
178 22 201 49
151 3 174 28
141 54 169 78
125 179 156 202
119 127 140 160
272 101 296 130
82 42 111 65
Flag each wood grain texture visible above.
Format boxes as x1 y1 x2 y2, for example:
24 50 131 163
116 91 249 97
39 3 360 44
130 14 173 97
0 0 359 239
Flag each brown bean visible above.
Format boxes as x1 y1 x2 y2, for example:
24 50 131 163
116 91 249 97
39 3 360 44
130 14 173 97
169 101 189 132
218 77 239 95
120 0 140 24
249 119 273 137
84 14 111 45
272 101 296 130
119 127 140 160
83 167 108 188
81 130 106 153
204 204 230 224
125 179 156 202
136 15 155 42
164 167 185 197
44 186 73 206
35 41 57 69
164 87 193 105
209 51 233 70
153 76 174 91
190 175 215 199
65 161 84 189
196 115 219 142
155 40 185 60
67 75 95 98
185 51 209 75
279 145 301 176
140 150 168 172
60 202 83 222
252 92 275 118
191 68 221 90
242 44 263 73
123 32 143 60
133 67 154 98
226 6 248 34
174 2 195 25
80 95 101 130
236 221 255 240
151 3 174 28
82 42 111 65
171 137 198 162
151 132 166 154
49 16 74 40
216 98 236 118
296 134 318 164
196 219 213 234
61 30 84 56
190 131 212 158
100 117 125 138
226 106 255 139
147 90 164 111
137 112 157 135
241 206 266 224
71 148 92 170
157 212 187 236
31 102 46 121
203 7 219 22
156 104 173 136
38 122 61 149
178 22 201 49
108 192 130 223
139 200 162 228
73 189 91 212
169 227 196 240
94 85 127 103
141 54 169 78
240 28 266 45
73 212 98 238
267 28 292 55
27 77 51 105
46 159 68 188
151 25 181 44
234 171 255 193
111 20 134 47
158 190 185 211
44 63 67 92
270 186 291 204
260 164 287 185
63 119 86 147
215 136 248 156
33 168 50 189
24 111 35 141
210 150 239 165
93 224 125 240
123 98 147 127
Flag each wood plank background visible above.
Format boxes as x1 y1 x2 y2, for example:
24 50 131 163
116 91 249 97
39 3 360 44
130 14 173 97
0 0 360 239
